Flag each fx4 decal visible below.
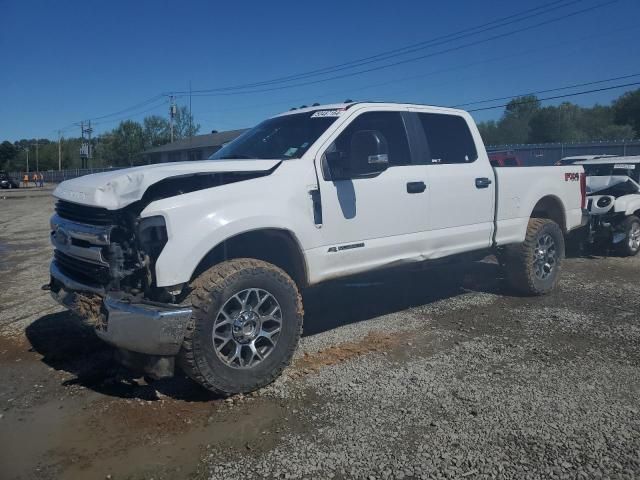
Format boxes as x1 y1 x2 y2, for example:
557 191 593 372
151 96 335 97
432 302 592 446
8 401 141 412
565 172 580 182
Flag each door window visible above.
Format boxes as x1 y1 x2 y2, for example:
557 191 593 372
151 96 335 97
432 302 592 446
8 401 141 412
417 113 478 165
330 111 412 167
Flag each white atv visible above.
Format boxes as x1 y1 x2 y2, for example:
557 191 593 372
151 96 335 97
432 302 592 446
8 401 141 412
574 156 640 256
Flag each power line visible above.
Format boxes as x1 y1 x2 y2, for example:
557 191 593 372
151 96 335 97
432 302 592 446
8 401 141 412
170 0 617 97
170 0 583 93
55 94 166 134
454 73 640 108
466 81 640 112
91 98 169 126
50 0 622 136
197 24 640 122
86 94 166 122
52 0 586 135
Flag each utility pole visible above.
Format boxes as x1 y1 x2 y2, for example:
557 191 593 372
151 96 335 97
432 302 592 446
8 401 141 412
80 121 93 168
169 96 176 143
25 146 29 174
58 130 62 171
189 81 193 158
87 120 92 167
80 121 85 168
35 140 39 172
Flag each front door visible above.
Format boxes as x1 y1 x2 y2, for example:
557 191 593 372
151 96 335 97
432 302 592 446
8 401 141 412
311 109 429 280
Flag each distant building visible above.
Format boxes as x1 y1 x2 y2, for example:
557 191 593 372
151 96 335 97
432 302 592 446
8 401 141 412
141 129 247 164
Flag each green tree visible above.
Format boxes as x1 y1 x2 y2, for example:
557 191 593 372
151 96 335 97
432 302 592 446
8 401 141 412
498 95 541 144
529 103 584 143
597 124 636 140
173 106 200 139
107 120 145 166
143 115 170 149
475 89 639 146
0 141 17 169
613 88 640 136
477 120 503 146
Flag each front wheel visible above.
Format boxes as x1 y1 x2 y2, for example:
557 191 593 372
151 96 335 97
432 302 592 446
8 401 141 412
503 218 565 296
178 258 303 395
616 215 640 257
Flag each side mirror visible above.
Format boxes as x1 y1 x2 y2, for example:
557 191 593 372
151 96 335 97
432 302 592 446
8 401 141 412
350 130 389 176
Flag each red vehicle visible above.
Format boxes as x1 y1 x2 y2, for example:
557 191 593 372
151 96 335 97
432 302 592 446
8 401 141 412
488 150 523 167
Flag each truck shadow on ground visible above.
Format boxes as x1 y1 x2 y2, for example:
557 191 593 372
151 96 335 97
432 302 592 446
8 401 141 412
25 261 503 402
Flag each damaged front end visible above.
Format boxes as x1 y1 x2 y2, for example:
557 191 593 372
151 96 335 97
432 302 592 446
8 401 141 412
46 165 281 375
47 198 192 375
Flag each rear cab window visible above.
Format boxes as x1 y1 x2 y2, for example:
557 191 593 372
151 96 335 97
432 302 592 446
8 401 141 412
417 113 478 165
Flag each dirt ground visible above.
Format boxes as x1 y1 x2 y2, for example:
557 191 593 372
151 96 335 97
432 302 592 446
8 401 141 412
0 189 638 480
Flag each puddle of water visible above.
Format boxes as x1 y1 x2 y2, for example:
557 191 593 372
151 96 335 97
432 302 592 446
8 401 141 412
0 393 288 480
0 397 77 479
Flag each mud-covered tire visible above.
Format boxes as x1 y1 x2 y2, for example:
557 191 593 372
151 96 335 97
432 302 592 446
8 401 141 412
503 218 565 296
616 215 640 257
178 258 303 395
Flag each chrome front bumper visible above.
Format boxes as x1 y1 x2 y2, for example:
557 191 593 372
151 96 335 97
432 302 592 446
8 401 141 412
49 261 192 356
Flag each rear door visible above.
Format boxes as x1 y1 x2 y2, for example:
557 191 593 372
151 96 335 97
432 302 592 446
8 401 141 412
411 110 495 257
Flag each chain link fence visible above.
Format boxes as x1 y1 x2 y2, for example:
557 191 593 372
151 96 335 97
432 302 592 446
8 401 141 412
7 167 126 186
487 139 640 166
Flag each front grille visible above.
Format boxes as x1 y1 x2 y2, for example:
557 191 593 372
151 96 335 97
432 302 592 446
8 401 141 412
54 250 111 286
55 200 118 226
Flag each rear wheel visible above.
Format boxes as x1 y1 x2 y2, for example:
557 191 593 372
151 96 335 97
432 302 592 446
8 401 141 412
504 218 565 296
178 258 303 395
616 215 640 257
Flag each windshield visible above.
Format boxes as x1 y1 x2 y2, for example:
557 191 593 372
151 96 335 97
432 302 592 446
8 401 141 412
210 111 340 160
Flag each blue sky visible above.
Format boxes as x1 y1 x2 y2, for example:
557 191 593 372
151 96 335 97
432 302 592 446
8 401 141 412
1 0 639 141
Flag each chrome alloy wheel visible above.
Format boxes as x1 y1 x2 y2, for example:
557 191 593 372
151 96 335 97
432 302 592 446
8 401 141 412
212 288 282 369
533 233 557 280
629 222 640 251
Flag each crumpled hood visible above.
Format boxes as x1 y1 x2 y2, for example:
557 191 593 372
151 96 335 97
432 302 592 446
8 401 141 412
53 159 281 209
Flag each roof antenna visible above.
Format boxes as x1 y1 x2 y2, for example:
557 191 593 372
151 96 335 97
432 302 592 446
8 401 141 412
344 99 353 103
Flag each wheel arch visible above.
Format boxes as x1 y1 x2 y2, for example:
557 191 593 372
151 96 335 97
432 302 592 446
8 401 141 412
190 228 309 287
530 195 567 233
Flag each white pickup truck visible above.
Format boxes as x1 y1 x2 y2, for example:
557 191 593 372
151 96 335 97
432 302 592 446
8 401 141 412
47 102 586 395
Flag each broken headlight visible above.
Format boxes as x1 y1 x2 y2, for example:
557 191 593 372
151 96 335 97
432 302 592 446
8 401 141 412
137 216 168 259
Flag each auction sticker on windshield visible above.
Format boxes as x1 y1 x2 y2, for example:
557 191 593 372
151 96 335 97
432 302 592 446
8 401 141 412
311 110 344 118
614 164 636 169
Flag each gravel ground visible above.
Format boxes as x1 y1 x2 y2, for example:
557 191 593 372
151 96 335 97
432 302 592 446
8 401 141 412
0 191 639 480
